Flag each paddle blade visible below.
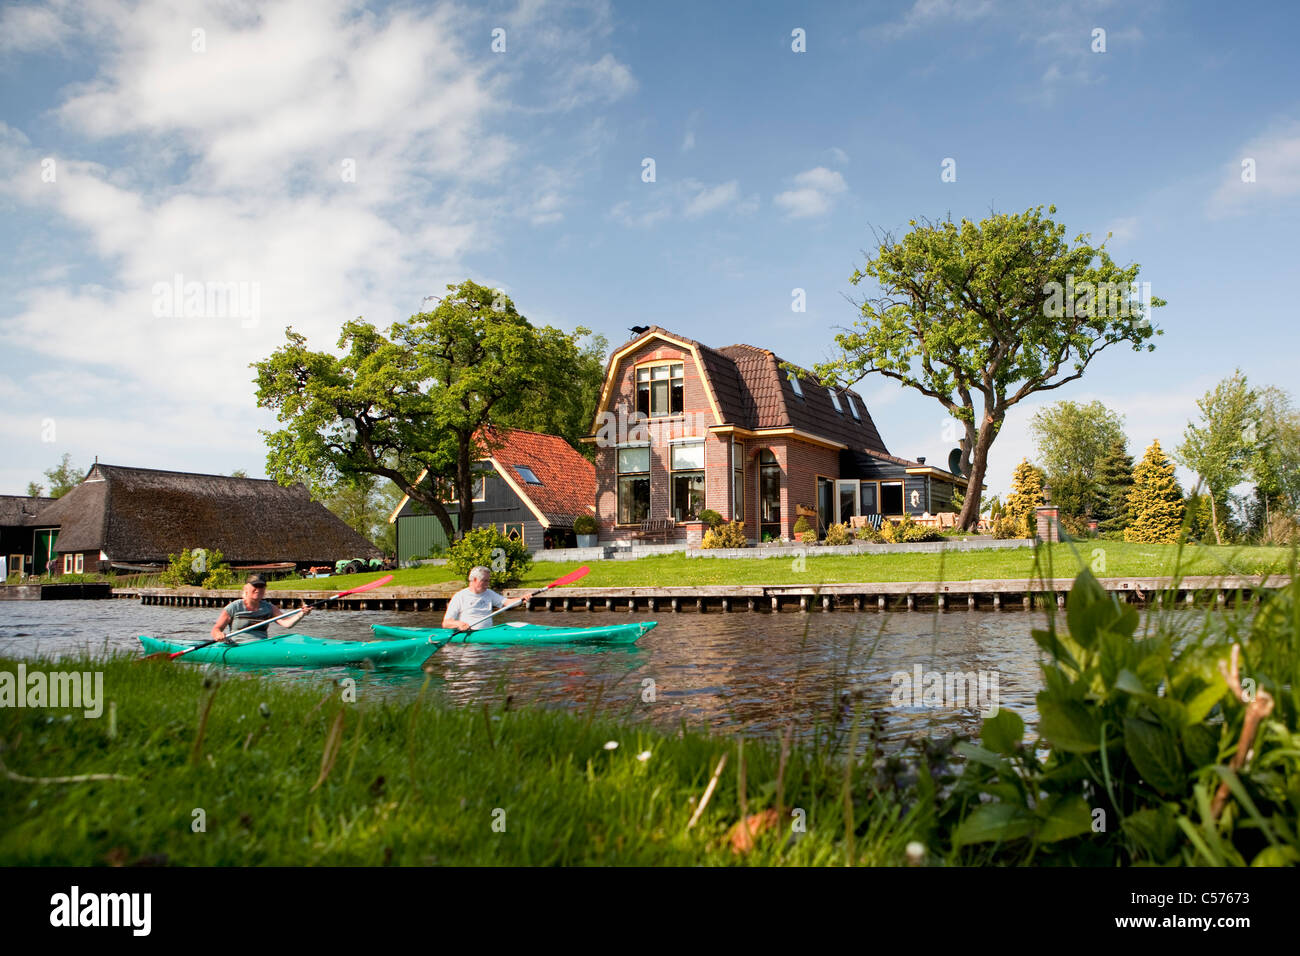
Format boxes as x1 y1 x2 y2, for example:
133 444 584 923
334 573 394 598
546 565 590 590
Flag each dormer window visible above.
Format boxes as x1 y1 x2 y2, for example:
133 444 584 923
787 371 804 399
636 363 684 417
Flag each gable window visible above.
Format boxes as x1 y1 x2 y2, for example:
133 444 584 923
515 466 542 485
435 473 485 503
670 440 705 521
636 363 684 418
617 446 651 525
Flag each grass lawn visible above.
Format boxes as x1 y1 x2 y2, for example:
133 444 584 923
0 654 912 865
269 541 1294 593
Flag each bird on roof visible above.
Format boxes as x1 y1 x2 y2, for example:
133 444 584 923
629 325 649 337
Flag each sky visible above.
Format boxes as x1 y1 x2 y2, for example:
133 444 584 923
1 0 1297 500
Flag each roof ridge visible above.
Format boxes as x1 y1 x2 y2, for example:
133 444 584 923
93 463 280 483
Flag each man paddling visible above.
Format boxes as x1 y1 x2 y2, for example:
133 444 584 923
442 566 522 632
210 574 311 643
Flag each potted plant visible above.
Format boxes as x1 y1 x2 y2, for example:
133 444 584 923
573 513 600 548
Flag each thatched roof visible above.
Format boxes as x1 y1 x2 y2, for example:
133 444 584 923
35 464 380 564
0 495 57 527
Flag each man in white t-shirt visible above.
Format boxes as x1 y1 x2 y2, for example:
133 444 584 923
442 565 522 632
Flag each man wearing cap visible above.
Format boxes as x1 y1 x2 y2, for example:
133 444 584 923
209 574 312 643
442 565 522 633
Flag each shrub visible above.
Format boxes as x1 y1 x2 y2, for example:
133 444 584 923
879 519 899 543
572 514 599 535
991 515 1031 539
697 509 723 529
701 520 748 549
792 515 812 536
799 530 818 544
1125 440 1185 543
824 522 851 546
855 523 883 543
1058 513 1093 539
161 548 234 588
1004 459 1046 528
896 514 942 542
446 526 532 587
931 566 1300 866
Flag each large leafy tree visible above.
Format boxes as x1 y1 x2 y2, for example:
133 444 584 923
255 280 595 542
39 453 82 498
815 206 1162 530
1029 400 1125 519
1246 385 1300 530
1175 370 1260 545
320 474 402 556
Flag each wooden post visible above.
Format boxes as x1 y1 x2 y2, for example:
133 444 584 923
906 594 915 611
877 595 885 610
822 595 831 611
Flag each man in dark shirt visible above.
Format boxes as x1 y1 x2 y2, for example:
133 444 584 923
210 574 311 643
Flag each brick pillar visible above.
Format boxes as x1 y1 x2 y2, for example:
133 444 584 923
1036 506 1060 542
684 521 705 548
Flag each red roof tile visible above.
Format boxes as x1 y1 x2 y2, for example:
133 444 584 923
479 427 595 527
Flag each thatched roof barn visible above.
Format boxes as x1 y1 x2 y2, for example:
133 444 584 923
1 494 58 578
36 464 380 570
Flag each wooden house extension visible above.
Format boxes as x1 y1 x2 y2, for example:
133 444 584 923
586 326 967 543
32 463 380 574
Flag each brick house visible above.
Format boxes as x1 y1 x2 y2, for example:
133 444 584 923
586 326 966 544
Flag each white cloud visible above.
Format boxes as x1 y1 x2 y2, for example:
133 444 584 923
683 180 739 218
555 52 638 110
774 166 847 219
824 146 849 165
876 0 996 39
0 3 73 53
681 130 695 152
1208 120 1300 217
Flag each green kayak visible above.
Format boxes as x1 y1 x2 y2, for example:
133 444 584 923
137 633 446 667
370 620 656 646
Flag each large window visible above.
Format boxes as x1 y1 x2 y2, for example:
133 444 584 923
732 441 744 523
881 481 904 516
671 441 705 521
617 446 650 525
860 481 879 515
759 449 781 540
636 363 684 418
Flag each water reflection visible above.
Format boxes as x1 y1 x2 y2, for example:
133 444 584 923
1 600 1054 746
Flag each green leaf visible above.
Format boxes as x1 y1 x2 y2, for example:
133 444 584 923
1114 669 1148 696
1251 846 1300 867
1066 569 1107 647
1035 794 1095 843
1181 723 1219 768
952 803 1036 847
1121 807 1179 859
1184 680 1226 724
980 710 1024 755
1038 696 1101 753
1124 717 1186 795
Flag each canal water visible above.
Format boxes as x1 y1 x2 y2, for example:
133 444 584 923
0 599 1056 746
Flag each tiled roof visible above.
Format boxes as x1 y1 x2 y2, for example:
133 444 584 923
613 328 890 455
481 427 595 527
34 464 380 563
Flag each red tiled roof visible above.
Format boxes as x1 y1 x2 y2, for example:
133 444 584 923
479 427 595 527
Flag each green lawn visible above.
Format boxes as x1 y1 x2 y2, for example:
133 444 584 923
269 541 1293 593
0 654 912 865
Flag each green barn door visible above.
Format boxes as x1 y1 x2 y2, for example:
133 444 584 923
34 529 58 574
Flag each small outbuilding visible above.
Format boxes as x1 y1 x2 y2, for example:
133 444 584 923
0 494 58 579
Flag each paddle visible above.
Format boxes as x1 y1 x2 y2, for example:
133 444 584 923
142 574 396 661
447 565 590 640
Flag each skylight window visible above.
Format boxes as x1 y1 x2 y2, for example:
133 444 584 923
829 389 843 413
515 466 542 485
787 371 804 398
847 394 861 421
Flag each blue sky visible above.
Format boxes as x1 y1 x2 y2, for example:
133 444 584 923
2 0 1297 499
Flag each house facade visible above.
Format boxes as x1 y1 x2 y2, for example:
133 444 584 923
390 427 596 560
587 327 965 543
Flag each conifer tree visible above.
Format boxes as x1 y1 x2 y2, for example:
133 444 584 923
1124 440 1184 543
1093 439 1134 534
1004 459 1046 535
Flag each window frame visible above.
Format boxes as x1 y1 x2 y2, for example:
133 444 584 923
616 443 651 526
669 439 706 522
635 361 685 419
